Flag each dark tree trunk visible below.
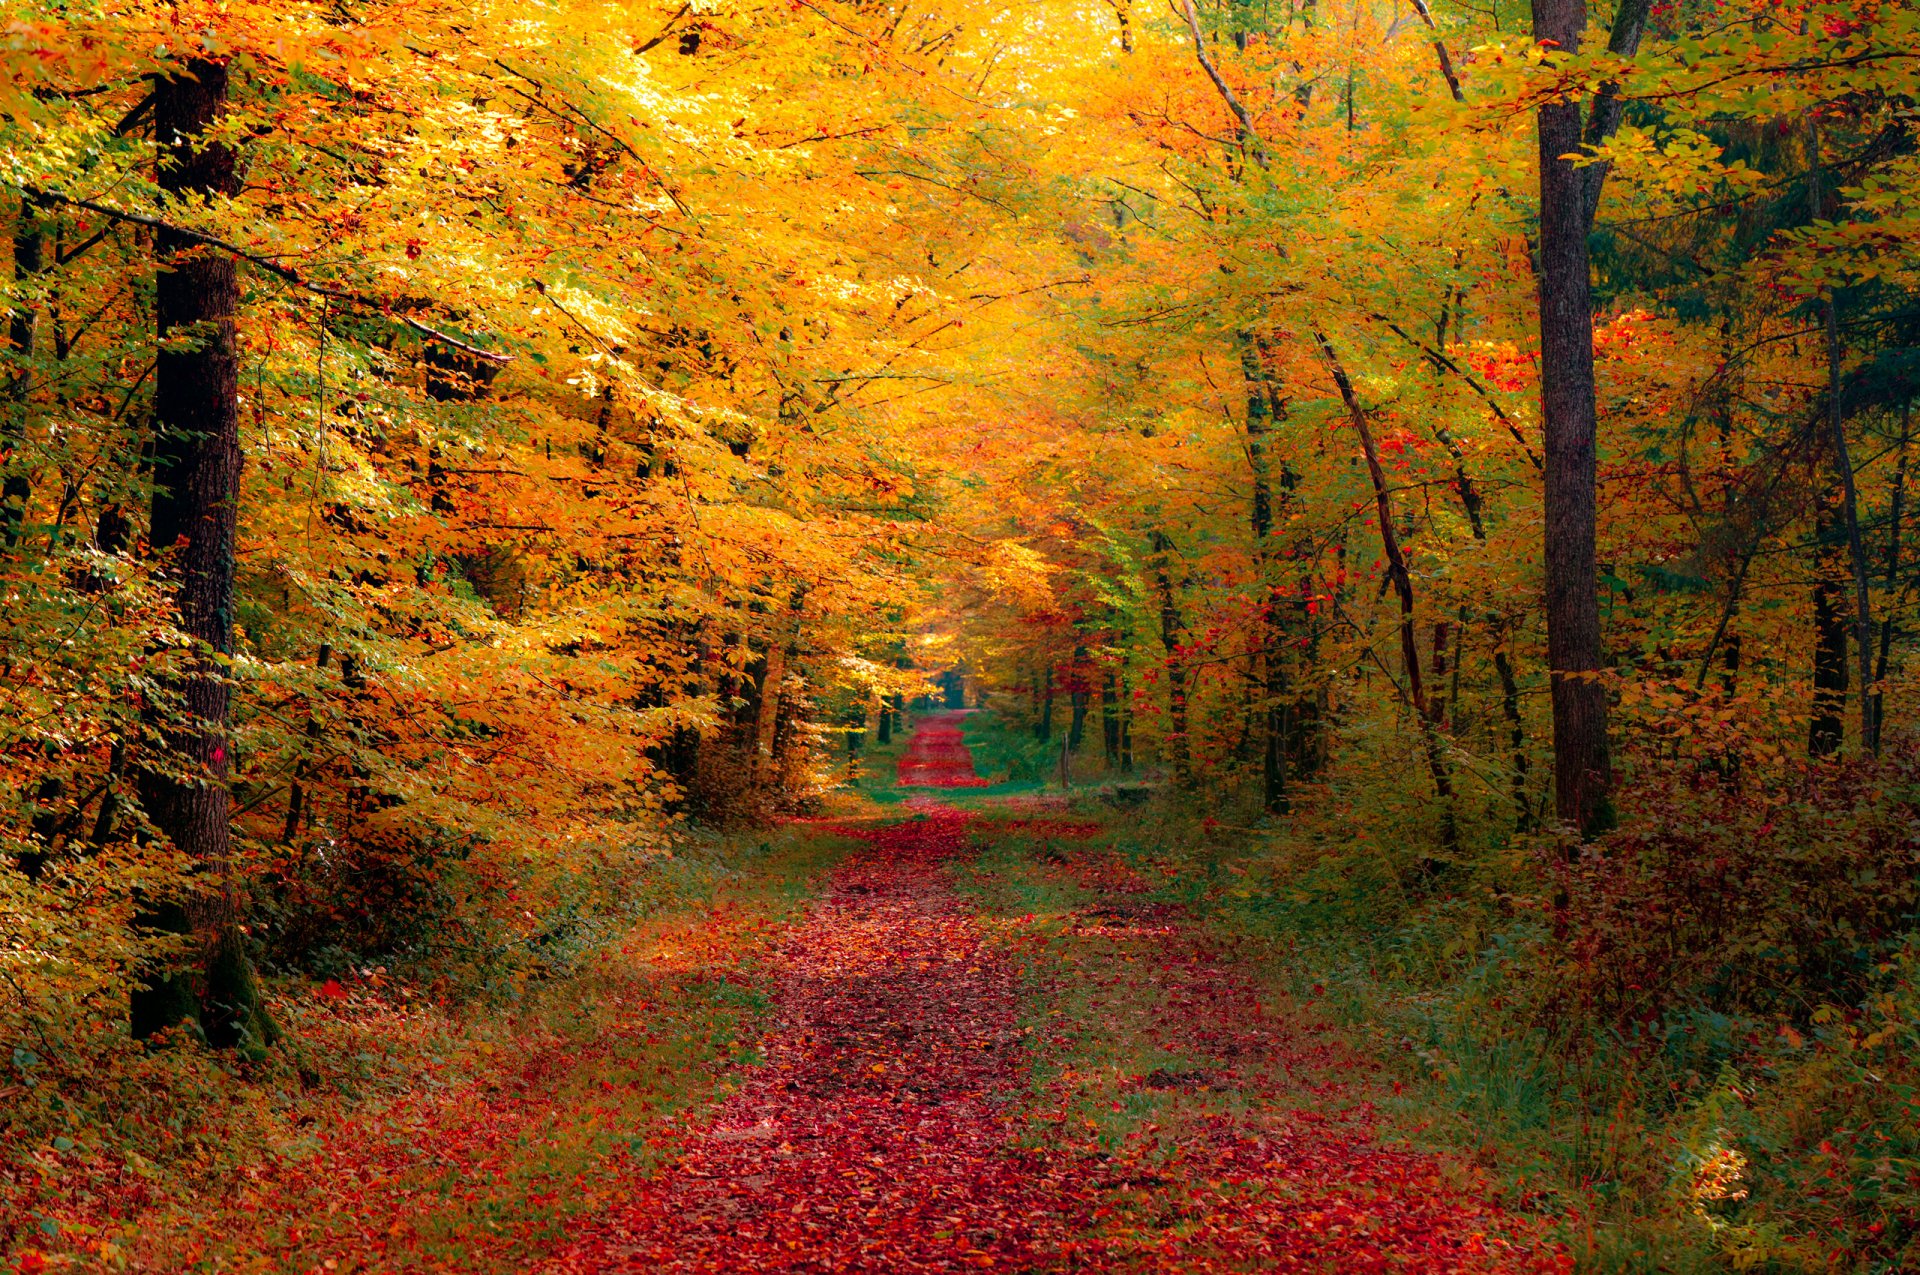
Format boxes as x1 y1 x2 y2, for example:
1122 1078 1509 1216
1067 645 1088 753
1320 333 1456 849
133 59 275 1052
1241 332 1289 814
1101 668 1121 765
1809 498 1849 758
876 696 893 744
281 644 332 845
3 196 42 548
1037 666 1053 743
1151 529 1191 785
1808 118 1875 752
1533 0 1612 836
1872 403 1910 751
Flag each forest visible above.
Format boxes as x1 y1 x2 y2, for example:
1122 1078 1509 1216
1 0 1917 1270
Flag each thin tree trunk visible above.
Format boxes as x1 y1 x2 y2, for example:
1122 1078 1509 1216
1068 645 1088 752
1151 529 1191 786
1318 333 1456 848
1872 402 1910 751
1580 0 1656 226
1406 0 1464 102
281 644 332 844
1241 331 1290 813
1533 0 1612 836
4 195 42 548
1037 665 1053 743
1423 386 1532 827
133 59 275 1051
1810 500 1849 758
751 591 805 783
1101 668 1121 765
1809 117 1875 751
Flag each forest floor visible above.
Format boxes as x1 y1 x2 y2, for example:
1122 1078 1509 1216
18 715 1570 1272
544 710 1567 1273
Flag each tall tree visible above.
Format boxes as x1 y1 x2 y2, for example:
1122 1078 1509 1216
131 58 274 1050
1532 0 1611 835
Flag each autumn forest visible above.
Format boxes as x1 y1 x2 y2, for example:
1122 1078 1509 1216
2 0 1918 1270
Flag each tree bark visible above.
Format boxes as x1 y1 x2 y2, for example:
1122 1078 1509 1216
1809 496 1849 758
1580 0 1656 226
132 59 275 1052
1151 529 1191 786
1241 332 1290 814
1067 645 1088 752
1809 118 1875 752
1532 0 1612 836
1037 664 1053 743
1318 332 1457 849
3 195 43 548
1101 668 1121 765
1871 402 1910 752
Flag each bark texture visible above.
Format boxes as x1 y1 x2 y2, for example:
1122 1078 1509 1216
1533 0 1612 835
133 59 275 1050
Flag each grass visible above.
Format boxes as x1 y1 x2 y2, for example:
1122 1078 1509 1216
948 800 1799 1273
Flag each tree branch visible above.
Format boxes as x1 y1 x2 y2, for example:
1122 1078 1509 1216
1173 0 1269 168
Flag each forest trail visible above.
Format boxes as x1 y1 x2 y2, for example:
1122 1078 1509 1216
895 708 991 788
547 717 1565 1274
547 729 1069 1272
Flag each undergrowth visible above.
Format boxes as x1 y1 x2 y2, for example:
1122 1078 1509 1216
946 728 1920 1275
1081 770 1920 1275
2 823 853 1273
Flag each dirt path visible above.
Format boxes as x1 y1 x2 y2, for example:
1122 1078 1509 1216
548 719 1563 1274
895 708 989 788
546 804 1075 1272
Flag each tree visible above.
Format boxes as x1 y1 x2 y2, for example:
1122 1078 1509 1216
1532 0 1612 836
131 59 274 1050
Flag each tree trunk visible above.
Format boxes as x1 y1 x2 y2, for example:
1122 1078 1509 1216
1809 497 1849 758
132 59 275 1052
1871 401 1910 752
1101 668 1121 765
1241 332 1290 814
3 195 42 548
1037 665 1053 743
751 591 805 784
1319 333 1457 849
1151 529 1191 785
1067 645 1088 752
1809 118 1875 752
1533 0 1612 836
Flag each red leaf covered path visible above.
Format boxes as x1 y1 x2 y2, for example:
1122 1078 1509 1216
544 718 1568 1274
546 806 1070 1273
895 709 991 788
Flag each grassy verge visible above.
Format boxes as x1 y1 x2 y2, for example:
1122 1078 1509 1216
989 796 1920 1275
8 823 853 1274
957 810 1396 1144
953 811 1551 1267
